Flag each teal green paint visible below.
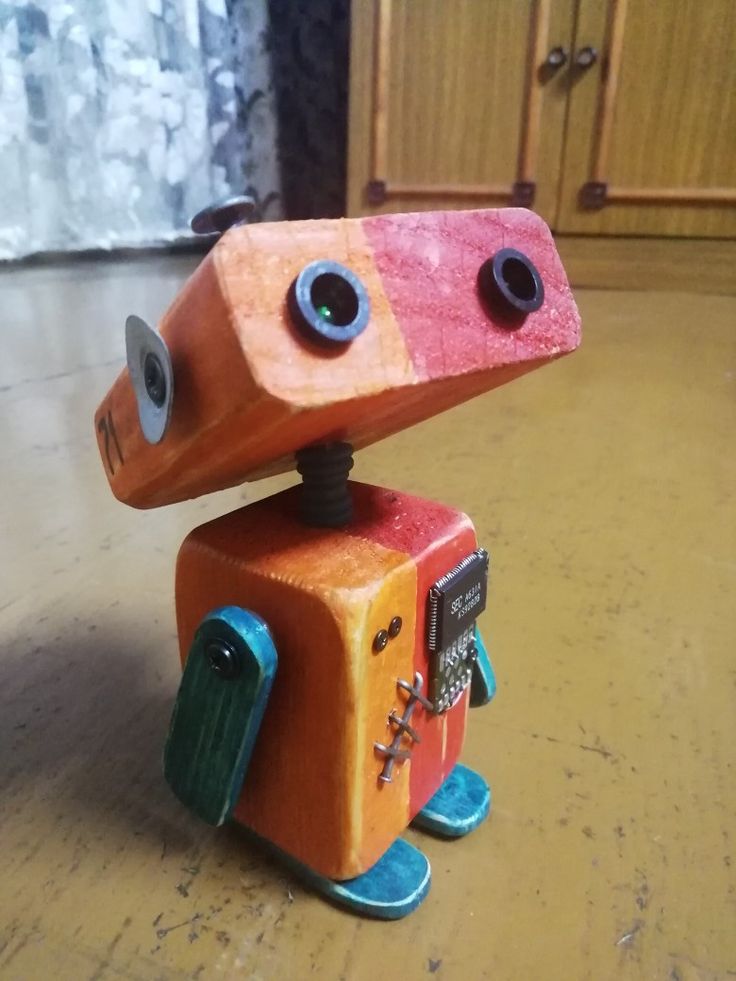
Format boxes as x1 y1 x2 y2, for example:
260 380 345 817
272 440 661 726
412 762 491 838
163 607 277 826
470 626 496 707
239 828 432 920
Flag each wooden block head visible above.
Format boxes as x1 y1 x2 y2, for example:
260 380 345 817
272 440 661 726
94 208 580 508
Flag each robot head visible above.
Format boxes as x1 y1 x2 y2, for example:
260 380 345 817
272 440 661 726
95 208 580 509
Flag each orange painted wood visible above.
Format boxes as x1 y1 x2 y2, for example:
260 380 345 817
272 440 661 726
94 208 580 510
347 483 478 815
175 483 475 880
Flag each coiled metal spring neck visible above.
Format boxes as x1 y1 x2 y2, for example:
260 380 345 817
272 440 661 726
295 441 354 528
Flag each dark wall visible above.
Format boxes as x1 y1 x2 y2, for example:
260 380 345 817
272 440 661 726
269 0 350 219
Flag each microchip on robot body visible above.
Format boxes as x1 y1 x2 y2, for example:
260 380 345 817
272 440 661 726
427 548 490 653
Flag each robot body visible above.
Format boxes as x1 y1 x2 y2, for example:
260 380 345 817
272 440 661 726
171 481 483 880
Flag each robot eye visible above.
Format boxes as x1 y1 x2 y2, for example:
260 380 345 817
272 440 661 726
287 260 370 346
477 248 544 327
125 314 174 444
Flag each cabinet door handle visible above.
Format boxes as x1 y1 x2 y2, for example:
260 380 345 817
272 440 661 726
544 46 568 70
574 46 598 69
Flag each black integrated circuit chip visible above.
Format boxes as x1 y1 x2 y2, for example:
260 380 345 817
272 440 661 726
427 548 490 713
427 548 489 653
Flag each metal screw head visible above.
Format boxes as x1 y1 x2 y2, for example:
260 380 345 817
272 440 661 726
373 629 389 653
205 639 241 680
388 616 402 638
125 314 175 445
143 352 166 407
190 195 256 236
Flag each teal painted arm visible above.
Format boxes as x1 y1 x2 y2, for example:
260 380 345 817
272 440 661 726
469 626 496 708
164 606 277 826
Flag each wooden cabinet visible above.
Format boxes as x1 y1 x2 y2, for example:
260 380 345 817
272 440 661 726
347 0 736 242
558 0 736 237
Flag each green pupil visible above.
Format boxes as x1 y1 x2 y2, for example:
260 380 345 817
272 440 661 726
316 304 333 322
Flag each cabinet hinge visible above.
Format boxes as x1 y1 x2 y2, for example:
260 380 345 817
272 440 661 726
366 180 387 205
510 181 536 207
580 182 608 209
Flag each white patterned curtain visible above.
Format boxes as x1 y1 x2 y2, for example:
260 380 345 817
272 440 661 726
0 0 282 259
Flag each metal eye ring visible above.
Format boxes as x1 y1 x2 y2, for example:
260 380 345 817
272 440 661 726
477 248 545 327
125 314 174 444
287 260 371 346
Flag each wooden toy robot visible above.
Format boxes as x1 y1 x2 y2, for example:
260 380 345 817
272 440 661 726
95 204 580 918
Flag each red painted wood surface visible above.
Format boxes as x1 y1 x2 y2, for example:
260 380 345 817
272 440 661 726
363 208 579 380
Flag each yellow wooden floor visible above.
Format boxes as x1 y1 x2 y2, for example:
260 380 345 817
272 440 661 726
1 256 734 981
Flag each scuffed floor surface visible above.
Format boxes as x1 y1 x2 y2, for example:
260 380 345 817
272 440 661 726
1 255 734 980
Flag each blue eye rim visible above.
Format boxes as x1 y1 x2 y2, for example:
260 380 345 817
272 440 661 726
287 260 371 346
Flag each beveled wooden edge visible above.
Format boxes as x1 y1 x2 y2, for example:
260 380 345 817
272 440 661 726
556 233 736 295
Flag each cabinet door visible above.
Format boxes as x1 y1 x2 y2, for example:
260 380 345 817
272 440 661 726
347 0 576 224
556 0 736 236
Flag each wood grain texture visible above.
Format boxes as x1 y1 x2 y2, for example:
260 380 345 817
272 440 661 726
605 187 736 205
557 0 736 236
94 209 581 509
371 0 392 178
174 483 475 879
590 0 628 183
556 234 736 294
347 0 576 222
362 209 579 380
376 182 511 200
518 0 552 182
163 607 277 827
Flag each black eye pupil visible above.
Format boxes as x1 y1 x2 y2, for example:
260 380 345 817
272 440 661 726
288 260 370 346
500 257 537 302
144 352 166 407
310 273 360 328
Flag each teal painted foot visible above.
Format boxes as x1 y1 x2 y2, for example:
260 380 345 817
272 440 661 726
412 763 491 838
244 830 431 920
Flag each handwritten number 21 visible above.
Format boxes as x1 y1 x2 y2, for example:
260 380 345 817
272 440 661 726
98 410 124 475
